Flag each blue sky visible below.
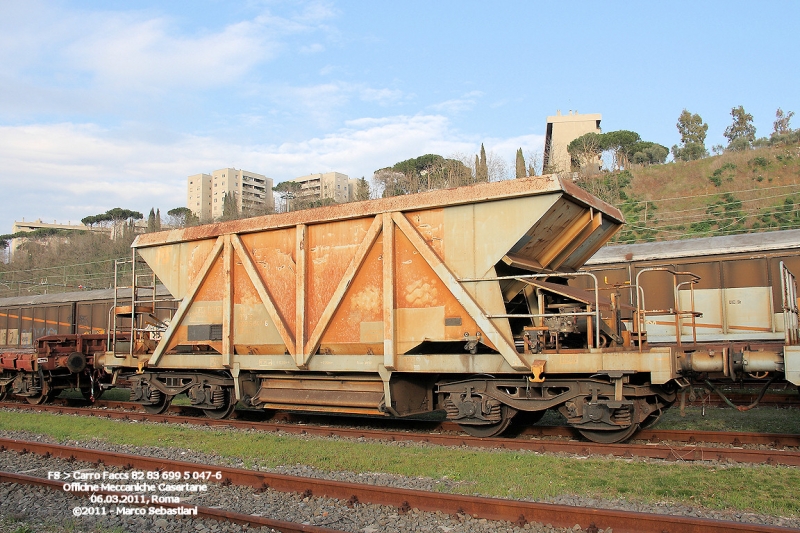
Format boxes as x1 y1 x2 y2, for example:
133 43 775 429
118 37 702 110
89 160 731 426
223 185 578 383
1 0 798 233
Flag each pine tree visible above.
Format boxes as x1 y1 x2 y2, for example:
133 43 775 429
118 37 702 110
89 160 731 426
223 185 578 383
155 209 161 231
515 148 526 178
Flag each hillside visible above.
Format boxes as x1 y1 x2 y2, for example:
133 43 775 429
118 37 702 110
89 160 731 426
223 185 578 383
576 142 800 244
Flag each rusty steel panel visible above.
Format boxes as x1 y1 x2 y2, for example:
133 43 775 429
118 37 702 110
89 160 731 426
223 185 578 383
134 176 625 374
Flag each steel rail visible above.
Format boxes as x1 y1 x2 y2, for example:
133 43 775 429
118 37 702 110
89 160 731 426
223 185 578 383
0 471 339 533
43 398 800 446
0 438 794 533
3 401 800 465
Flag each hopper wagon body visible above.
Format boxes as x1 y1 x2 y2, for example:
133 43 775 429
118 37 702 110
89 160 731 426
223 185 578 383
4 176 798 442
97 174 686 442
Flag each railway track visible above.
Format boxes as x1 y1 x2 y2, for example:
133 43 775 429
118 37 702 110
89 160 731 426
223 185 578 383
54 398 800 447
3 400 799 466
0 471 336 533
0 437 794 533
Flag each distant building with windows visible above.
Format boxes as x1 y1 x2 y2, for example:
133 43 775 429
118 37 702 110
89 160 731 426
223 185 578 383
542 110 602 174
288 172 355 204
187 168 274 221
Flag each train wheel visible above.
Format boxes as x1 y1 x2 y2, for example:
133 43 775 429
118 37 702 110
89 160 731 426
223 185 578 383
0 386 8 401
578 423 639 444
26 391 54 405
203 388 236 420
458 405 515 438
25 380 53 405
142 392 173 415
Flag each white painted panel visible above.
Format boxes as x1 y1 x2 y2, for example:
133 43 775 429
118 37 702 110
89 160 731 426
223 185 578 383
234 303 284 346
723 287 773 332
183 301 222 325
678 289 723 337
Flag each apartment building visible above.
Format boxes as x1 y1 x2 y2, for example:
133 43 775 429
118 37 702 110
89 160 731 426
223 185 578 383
188 168 274 221
289 172 353 204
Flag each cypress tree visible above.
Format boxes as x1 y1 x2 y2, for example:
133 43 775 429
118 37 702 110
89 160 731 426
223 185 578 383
355 177 370 201
478 143 488 181
515 148 526 178
146 208 156 233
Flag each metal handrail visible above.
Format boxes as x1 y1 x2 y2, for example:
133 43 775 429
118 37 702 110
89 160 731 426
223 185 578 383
461 271 601 349
780 261 799 345
634 267 701 351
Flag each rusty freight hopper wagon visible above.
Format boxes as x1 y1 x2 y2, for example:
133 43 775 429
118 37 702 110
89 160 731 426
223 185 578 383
105 175 678 442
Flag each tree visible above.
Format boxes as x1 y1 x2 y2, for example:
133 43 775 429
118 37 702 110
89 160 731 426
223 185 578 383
146 208 157 233
724 105 756 151
273 181 303 211
81 208 142 239
104 208 144 224
155 209 161 232
167 207 197 228
515 148 526 178
602 130 642 170
373 154 473 197
373 169 407 198
672 109 708 161
773 108 795 135
355 177 370 201
477 143 488 181
631 142 669 165
524 149 541 176
567 132 604 172
220 192 239 221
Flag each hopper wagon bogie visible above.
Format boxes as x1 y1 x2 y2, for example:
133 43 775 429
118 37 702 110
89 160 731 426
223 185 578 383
97 176 682 441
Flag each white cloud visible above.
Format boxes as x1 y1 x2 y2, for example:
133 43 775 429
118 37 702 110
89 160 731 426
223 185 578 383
358 87 407 106
300 43 326 54
0 115 542 231
428 91 484 114
0 2 339 106
484 133 546 161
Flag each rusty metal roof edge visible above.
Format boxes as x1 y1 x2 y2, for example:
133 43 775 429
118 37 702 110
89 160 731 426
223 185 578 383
557 176 625 224
134 174 586 248
0 285 172 308
586 227 800 265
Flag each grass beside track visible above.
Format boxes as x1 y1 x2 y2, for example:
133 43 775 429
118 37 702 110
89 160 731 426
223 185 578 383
656 404 800 434
0 410 798 519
